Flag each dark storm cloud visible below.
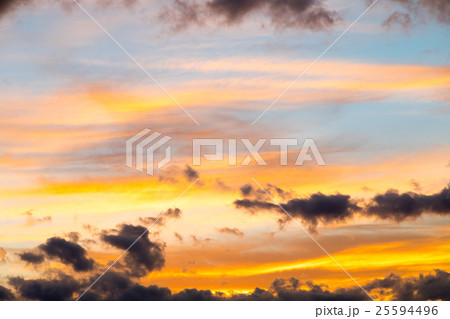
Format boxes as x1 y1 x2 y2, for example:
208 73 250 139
161 0 340 31
18 251 45 265
39 237 95 272
183 165 199 181
101 223 165 277
235 184 450 230
365 186 450 222
139 207 182 226
217 227 244 237
8 274 81 301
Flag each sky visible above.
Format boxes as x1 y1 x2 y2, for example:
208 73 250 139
0 0 449 301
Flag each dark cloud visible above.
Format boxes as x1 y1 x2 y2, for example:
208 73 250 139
0 0 28 18
365 186 450 222
0 285 15 301
365 269 450 301
240 184 254 197
230 287 275 301
172 288 223 300
235 184 450 231
139 207 182 226
9 274 80 301
235 191 359 232
39 237 95 272
270 277 369 301
101 223 165 277
18 252 45 265
160 0 340 31
217 227 244 237
183 165 199 181
6 267 450 300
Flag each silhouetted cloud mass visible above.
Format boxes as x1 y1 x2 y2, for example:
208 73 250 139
7 269 450 300
18 252 45 265
160 0 340 31
39 237 95 272
235 184 450 231
183 165 199 181
9 274 81 301
366 186 450 221
101 224 165 277
0 285 15 301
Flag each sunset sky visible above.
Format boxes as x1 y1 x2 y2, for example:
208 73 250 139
0 0 449 301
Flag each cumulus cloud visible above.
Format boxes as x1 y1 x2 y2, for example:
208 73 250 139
18 252 45 265
270 277 368 301
101 224 165 277
234 184 450 231
365 186 450 222
0 285 15 301
18 237 94 271
38 237 95 272
9 273 81 301
7 269 450 300
235 192 359 232
365 269 450 301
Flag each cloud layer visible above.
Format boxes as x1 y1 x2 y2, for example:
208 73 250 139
2 269 449 300
234 184 450 231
